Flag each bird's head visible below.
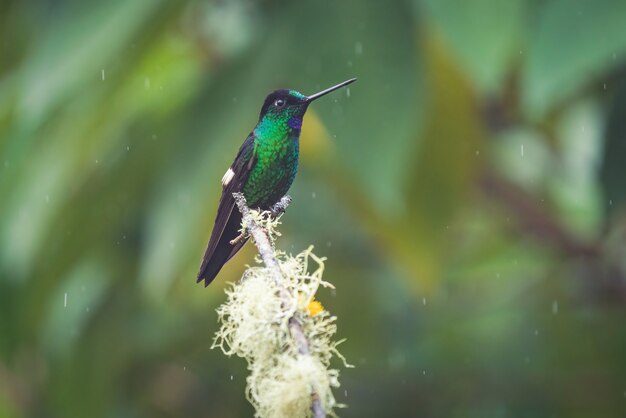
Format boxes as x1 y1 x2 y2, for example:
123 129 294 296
257 78 356 132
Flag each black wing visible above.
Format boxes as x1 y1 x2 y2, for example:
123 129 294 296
197 133 256 286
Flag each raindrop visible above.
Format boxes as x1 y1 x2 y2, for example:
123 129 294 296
95 159 99 164
422 370 426 375
520 144 524 158
552 300 559 315
346 87 351 98
311 192 316 199
422 297 427 306
609 199 613 206
144 78 151 89
475 150 480 156
126 145 130 151
534 329 539 336
64 292 67 307
355 42 363 55
183 366 186 371
326 241 332 248
347 60 353 67
45 195 50 203
230 375 233 381
344 390 348 397
101 69 105 81
604 83 607 90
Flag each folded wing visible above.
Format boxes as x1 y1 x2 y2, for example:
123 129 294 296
197 134 256 286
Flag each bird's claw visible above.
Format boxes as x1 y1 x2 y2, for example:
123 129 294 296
230 232 247 246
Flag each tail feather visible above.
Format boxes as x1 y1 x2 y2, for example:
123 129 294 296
197 210 245 286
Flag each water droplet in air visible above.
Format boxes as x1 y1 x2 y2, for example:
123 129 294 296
355 42 363 55
64 292 67 307
45 195 50 203
422 297 427 306
101 69 105 81
311 192 316 199
346 87 351 98
521 144 524 157
145 78 151 89
230 375 233 381
552 300 559 315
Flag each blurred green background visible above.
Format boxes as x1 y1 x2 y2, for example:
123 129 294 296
2 0 626 417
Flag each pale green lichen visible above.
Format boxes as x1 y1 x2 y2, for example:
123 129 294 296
212 239 349 418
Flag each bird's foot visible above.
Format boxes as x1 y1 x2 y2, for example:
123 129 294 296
230 231 248 246
269 195 292 218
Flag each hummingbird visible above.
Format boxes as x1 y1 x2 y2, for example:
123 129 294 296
197 78 357 286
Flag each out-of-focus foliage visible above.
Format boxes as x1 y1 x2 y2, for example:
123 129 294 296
1 0 626 417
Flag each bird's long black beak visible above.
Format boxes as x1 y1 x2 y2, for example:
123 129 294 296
306 78 357 102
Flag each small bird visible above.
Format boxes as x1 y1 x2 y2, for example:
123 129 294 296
197 78 357 286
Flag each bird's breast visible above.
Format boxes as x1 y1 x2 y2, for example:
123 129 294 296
243 136 300 208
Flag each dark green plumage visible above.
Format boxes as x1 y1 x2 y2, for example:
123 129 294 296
197 78 356 286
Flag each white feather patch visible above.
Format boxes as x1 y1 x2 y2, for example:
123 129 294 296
221 167 235 186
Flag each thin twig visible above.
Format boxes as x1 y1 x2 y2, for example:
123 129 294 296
232 193 326 418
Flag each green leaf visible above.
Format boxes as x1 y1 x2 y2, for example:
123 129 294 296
420 0 526 93
600 80 626 216
401 35 484 291
522 0 626 117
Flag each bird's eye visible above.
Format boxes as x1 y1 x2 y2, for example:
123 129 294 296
274 99 286 108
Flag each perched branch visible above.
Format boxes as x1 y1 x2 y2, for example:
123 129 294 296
233 194 292 283
212 193 347 418
232 193 324 418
